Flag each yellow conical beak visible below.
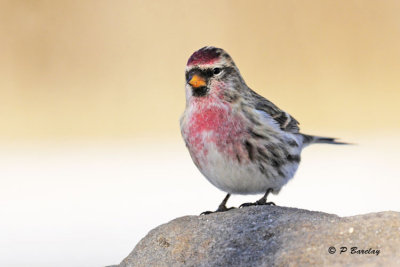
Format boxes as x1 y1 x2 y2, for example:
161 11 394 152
188 74 206 88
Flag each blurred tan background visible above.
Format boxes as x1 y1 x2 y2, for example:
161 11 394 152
1 0 399 141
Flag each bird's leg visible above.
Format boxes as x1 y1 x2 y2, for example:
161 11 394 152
201 194 235 215
239 188 276 208
216 193 233 211
255 188 276 206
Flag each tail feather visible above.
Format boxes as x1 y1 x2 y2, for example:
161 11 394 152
302 134 349 145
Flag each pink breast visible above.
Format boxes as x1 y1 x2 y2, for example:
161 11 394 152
185 101 248 165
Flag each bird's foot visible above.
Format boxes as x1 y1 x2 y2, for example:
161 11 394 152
200 205 236 215
239 200 276 208
240 188 275 208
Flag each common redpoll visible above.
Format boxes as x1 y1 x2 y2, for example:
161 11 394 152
180 46 345 214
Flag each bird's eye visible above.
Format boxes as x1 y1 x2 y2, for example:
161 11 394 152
213 68 221 75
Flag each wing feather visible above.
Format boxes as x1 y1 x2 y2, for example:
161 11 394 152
249 88 300 133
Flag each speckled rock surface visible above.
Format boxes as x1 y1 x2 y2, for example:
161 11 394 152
117 206 400 267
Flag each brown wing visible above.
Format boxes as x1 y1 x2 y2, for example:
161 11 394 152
249 88 300 133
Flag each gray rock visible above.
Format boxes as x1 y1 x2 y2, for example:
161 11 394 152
116 206 400 267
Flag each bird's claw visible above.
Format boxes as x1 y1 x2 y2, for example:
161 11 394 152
239 201 276 208
200 206 236 215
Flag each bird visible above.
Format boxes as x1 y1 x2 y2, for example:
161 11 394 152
180 46 346 214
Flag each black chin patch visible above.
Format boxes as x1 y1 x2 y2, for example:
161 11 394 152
192 86 208 97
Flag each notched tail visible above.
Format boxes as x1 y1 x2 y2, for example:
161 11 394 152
302 134 349 146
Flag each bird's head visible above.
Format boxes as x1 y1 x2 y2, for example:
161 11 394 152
185 46 245 100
